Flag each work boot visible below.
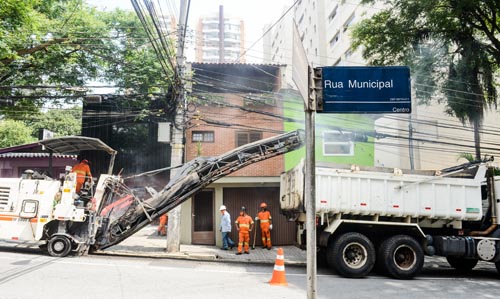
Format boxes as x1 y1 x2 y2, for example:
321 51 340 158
244 251 250 254
236 252 242 255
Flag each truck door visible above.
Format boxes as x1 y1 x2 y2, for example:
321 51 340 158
191 190 215 245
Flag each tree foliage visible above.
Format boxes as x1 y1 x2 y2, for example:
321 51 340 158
0 119 36 147
27 106 82 137
0 0 173 112
352 0 499 159
0 0 175 147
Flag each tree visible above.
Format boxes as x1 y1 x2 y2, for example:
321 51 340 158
0 119 35 147
0 0 174 121
27 106 82 137
352 0 499 160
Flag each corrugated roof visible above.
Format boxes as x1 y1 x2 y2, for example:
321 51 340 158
0 153 76 159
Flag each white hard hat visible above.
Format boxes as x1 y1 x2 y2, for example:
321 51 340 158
219 205 226 211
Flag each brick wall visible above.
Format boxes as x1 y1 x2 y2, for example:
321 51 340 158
186 93 284 177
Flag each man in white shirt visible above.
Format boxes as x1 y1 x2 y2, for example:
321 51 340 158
220 205 235 250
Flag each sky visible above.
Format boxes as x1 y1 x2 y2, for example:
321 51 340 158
86 0 294 62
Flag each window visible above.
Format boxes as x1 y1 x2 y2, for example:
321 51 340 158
323 131 354 156
236 131 262 147
343 13 355 31
328 5 338 22
298 13 304 25
192 131 214 142
329 32 340 48
344 47 353 59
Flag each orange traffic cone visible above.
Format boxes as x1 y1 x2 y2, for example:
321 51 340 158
269 247 288 286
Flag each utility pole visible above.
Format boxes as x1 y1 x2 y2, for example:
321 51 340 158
305 66 318 299
166 0 188 253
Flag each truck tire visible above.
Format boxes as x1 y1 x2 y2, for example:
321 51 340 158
378 235 424 279
47 235 72 257
495 261 500 275
446 256 478 272
327 232 375 278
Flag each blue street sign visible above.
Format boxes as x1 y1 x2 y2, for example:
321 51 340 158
319 66 411 114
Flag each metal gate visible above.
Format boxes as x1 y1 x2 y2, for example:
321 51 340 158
223 187 296 246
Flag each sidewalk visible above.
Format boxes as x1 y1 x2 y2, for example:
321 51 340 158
98 225 307 266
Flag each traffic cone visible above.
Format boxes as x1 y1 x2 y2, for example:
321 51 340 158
269 247 288 286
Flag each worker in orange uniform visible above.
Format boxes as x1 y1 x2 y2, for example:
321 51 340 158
256 202 273 250
235 206 254 255
71 157 92 193
157 213 168 236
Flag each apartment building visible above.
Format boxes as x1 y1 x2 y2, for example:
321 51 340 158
264 0 500 170
195 5 246 63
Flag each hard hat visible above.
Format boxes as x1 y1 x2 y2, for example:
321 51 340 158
240 206 246 212
82 159 89 164
260 202 267 208
219 205 226 211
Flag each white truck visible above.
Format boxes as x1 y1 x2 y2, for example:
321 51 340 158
280 159 500 279
0 130 304 257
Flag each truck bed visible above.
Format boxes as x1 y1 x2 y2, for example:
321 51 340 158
280 161 486 221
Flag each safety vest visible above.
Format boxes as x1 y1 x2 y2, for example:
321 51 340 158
235 215 254 232
257 210 272 222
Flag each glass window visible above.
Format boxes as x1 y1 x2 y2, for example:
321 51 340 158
236 131 262 147
328 5 338 22
343 13 355 31
192 131 214 142
323 131 354 156
329 32 340 48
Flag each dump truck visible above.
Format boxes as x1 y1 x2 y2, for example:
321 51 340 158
280 159 500 279
0 130 304 256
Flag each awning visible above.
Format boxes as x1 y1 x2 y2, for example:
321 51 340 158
38 136 116 155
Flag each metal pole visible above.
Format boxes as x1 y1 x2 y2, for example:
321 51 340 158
305 105 317 298
166 0 188 253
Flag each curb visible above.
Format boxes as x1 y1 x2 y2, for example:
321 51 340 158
95 249 306 266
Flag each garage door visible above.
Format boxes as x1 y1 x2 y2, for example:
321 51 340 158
223 187 296 246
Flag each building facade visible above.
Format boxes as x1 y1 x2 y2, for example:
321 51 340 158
179 62 297 247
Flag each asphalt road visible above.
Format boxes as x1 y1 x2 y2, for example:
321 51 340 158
0 248 499 299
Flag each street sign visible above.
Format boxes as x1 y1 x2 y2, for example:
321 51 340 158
318 66 411 114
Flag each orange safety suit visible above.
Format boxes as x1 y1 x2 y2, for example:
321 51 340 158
158 214 168 236
257 210 272 249
235 214 254 253
72 161 92 193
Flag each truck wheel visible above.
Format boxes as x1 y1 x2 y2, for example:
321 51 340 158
47 235 72 257
327 232 375 278
378 235 424 279
446 256 478 272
